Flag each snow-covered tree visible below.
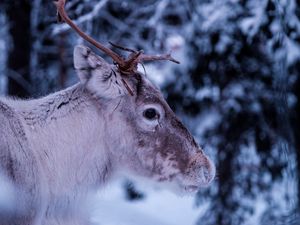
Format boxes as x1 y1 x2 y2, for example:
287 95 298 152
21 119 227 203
163 0 300 224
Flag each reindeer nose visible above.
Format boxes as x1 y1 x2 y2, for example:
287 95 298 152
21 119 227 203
190 152 216 185
200 157 215 184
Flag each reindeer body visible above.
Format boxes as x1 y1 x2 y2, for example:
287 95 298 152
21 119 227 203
0 84 108 224
0 45 215 225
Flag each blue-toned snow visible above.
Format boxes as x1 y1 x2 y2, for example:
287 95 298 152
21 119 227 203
90 179 208 225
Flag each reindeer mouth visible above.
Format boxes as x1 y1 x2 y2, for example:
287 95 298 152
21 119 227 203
183 185 199 193
177 170 214 194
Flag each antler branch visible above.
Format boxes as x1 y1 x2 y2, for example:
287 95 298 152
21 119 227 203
54 0 124 67
139 54 180 64
54 0 180 80
109 42 137 53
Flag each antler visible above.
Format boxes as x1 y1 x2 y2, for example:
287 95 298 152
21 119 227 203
54 0 124 66
55 0 179 74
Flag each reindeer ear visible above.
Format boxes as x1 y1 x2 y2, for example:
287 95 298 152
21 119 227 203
73 45 125 99
74 45 111 83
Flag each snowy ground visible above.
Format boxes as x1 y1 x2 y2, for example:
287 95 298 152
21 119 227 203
88 177 292 225
90 179 208 225
0 174 292 225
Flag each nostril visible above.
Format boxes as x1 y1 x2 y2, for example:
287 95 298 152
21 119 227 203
205 158 216 183
189 152 216 185
203 168 211 180
199 166 212 183
199 158 216 184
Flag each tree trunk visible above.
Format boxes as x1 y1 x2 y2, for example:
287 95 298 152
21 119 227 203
58 33 67 88
6 1 31 97
294 75 300 210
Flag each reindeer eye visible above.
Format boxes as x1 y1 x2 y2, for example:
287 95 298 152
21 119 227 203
143 108 158 120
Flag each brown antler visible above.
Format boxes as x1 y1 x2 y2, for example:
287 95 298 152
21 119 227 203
54 0 124 66
54 0 179 75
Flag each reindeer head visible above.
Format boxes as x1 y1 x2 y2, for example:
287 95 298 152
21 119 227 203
55 0 215 193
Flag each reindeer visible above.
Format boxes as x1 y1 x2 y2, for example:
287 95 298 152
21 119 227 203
0 1 215 224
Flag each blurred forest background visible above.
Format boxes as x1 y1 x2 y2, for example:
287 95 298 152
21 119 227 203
0 0 300 225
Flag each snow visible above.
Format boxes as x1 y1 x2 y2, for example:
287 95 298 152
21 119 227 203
239 0 268 39
244 196 267 225
194 110 221 138
200 3 231 31
88 175 294 225
147 0 169 27
195 86 220 101
286 38 300 65
238 141 261 167
90 179 208 225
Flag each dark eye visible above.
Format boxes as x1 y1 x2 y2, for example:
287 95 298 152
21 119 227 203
143 108 158 120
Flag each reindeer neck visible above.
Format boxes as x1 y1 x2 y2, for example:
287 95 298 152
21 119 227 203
7 83 113 191
16 83 90 125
